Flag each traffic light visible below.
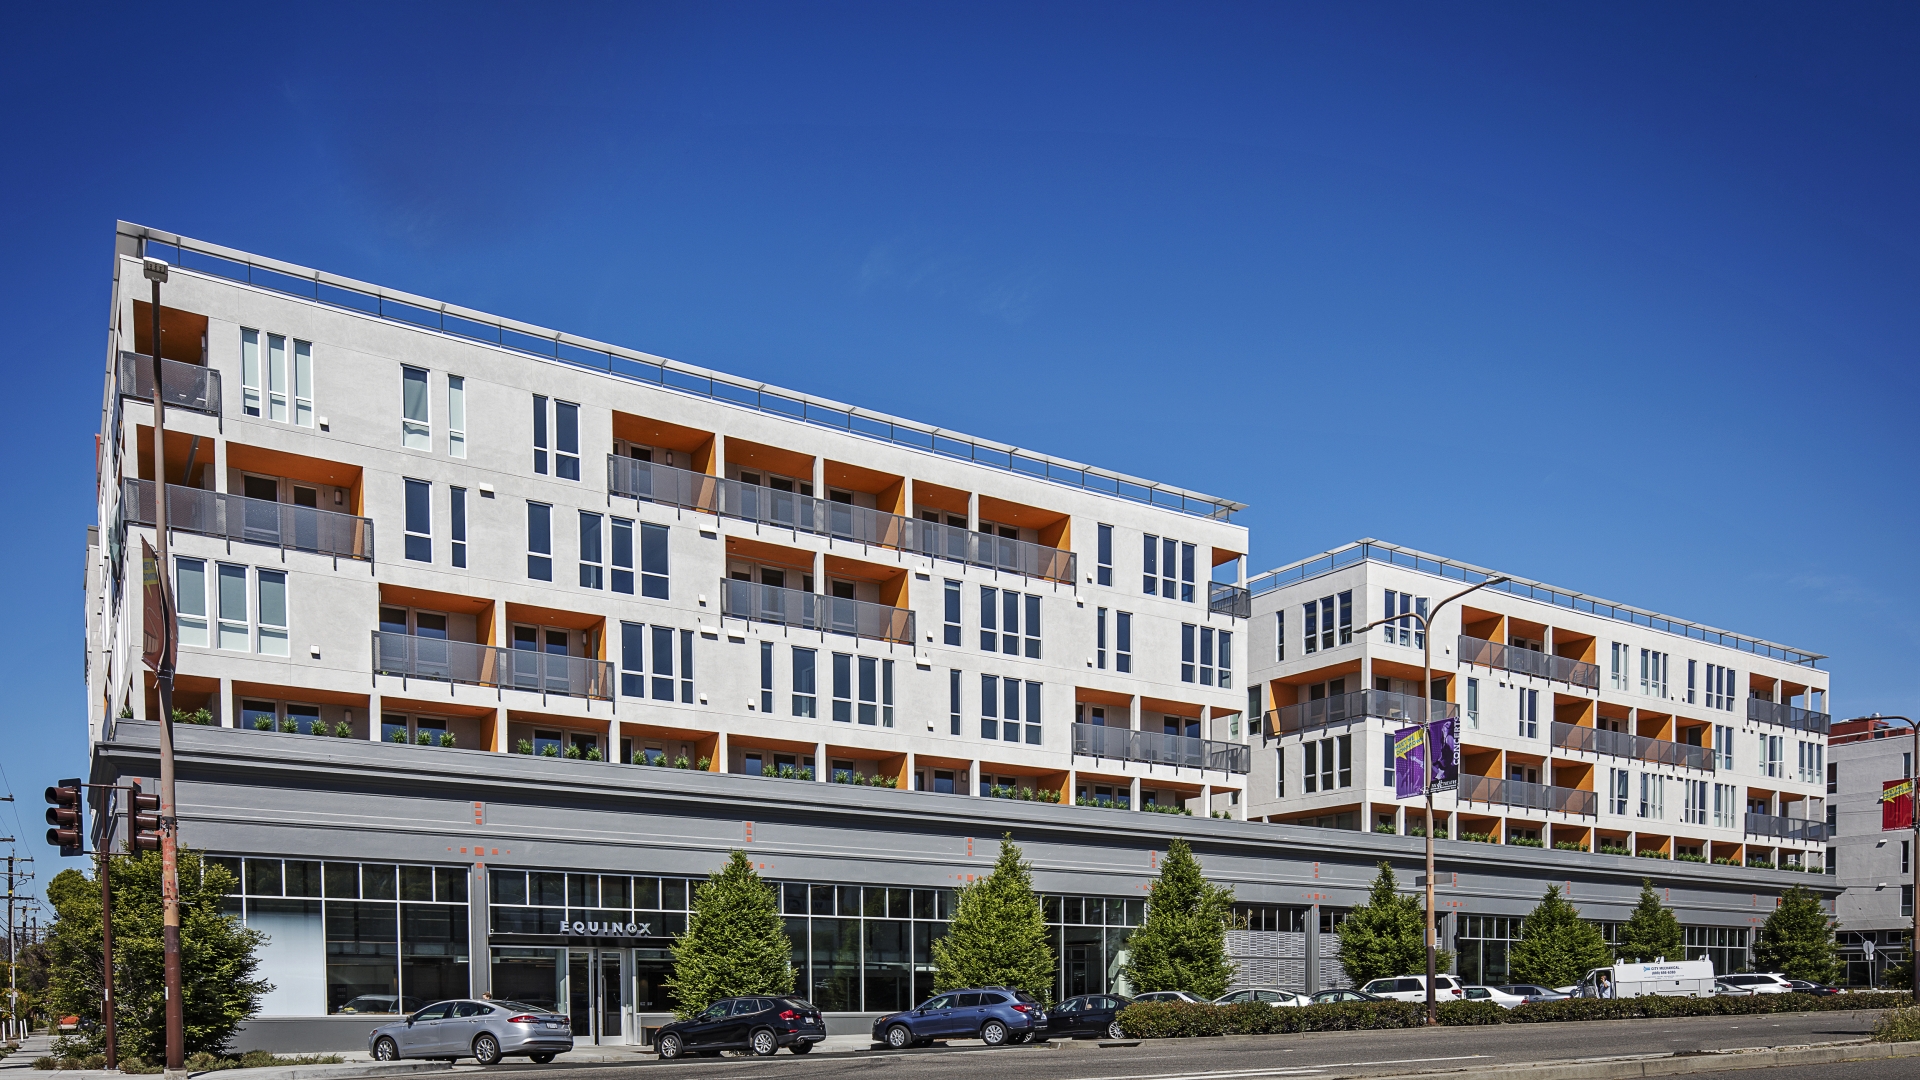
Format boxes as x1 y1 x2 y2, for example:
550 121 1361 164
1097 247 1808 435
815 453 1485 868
129 780 162 853
44 778 83 856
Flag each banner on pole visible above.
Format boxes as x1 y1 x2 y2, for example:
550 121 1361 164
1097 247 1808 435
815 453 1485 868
140 537 175 674
1393 718 1459 799
1884 777 1915 832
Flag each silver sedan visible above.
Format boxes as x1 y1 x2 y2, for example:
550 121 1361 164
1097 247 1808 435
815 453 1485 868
368 999 573 1065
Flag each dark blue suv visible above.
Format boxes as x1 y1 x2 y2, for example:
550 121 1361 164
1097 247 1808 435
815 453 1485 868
871 987 1047 1048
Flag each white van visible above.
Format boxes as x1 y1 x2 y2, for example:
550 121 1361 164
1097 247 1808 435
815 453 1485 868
1577 960 1717 999
1357 975 1465 1002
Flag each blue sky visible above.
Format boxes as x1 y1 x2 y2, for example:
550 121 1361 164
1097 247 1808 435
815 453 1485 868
1 2 1916 896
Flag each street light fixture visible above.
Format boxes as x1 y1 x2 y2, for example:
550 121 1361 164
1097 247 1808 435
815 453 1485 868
1352 574 1509 1025
1838 713 1917 997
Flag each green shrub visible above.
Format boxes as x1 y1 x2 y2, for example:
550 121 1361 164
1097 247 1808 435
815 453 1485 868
1508 836 1544 848
1597 844 1630 856
439 732 457 748
584 746 602 761
389 728 408 742
516 739 533 755
415 731 433 745
540 743 559 757
1873 1006 1920 1042
1143 802 1192 815
278 717 299 733
1635 850 1670 859
1436 1000 1508 1025
1676 853 1708 863
1374 823 1397 834
172 708 215 726
1459 831 1495 844
1553 841 1589 852
1117 1000 1426 1038
253 717 273 731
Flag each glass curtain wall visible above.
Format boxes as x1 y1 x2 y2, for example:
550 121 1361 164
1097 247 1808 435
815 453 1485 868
1042 895 1145 1000
1684 926 1750 976
1455 916 1521 985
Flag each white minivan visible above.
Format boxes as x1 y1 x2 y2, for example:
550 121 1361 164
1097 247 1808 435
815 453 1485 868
1715 973 1794 994
1357 975 1465 1002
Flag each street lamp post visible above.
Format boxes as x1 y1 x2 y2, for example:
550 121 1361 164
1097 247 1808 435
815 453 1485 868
1838 713 1918 997
1355 575 1508 1025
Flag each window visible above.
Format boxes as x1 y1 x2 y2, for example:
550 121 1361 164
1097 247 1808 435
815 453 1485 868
1640 649 1669 697
1115 612 1132 673
1686 659 1697 704
1338 591 1352 644
980 674 998 740
620 623 645 697
792 648 817 717
1140 535 1191 600
832 653 853 722
863 658 894 726
1761 733 1784 778
1181 624 1195 683
1638 774 1664 819
402 479 432 562
1096 524 1113 586
1684 779 1708 826
578 512 603 589
1466 677 1480 729
264 334 289 422
1706 664 1736 710
979 585 996 651
1304 599 1318 654
979 676 1042 744
1713 783 1737 829
1275 610 1284 661
1382 591 1423 647
1827 761 1837 794
643 625 691 703
532 394 547 473
1219 630 1233 689
175 557 208 648
1024 680 1042 744
1024 594 1041 658
1181 542 1196 602
1609 768 1630 815
1610 642 1629 690
1277 747 1286 798
446 375 466 457
554 400 580 480
979 587 1039 656
1096 608 1107 669
1302 735 1352 793
241 328 261 417
1142 534 1158 595
449 487 467 568
1382 732 1396 786
526 502 552 580
607 518 631 593
217 563 249 651
1517 687 1537 738
257 569 288 656
949 670 962 735
292 339 314 427
1180 624 1230 686
943 580 962 646
401 366 430 449
1797 740 1824 784
1714 724 1735 769
638 521 668 599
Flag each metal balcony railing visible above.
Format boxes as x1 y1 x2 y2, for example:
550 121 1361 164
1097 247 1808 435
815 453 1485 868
372 631 613 700
1458 773 1598 816
916 520 1076 583
119 352 222 416
123 479 374 561
1550 721 1715 772
1746 697 1831 735
718 578 915 645
1070 722 1251 773
1744 812 1827 842
1261 689 1457 738
1209 581 1251 619
1458 636 1601 689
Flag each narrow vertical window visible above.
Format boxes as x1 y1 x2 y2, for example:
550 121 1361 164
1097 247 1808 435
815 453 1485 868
1686 659 1697 704
256 569 288 656
1180 542 1196 602
1337 733 1352 788
620 622 644 697
1023 594 1041 658
446 374 466 457
401 366 430 449
554 400 580 480
610 518 633 594
175 558 208 647
1096 523 1113 586
267 333 289 422
1002 590 1019 654
404 478 432 562
639 522 669 598
760 641 774 713
578 511 603 589
1142 534 1158 594
1276 610 1285 661
1219 631 1233 688
1303 742 1319 793
855 656 879 725
650 625 675 701
1518 688 1537 738
979 586 997 651
1466 677 1480 728
948 669 961 735
1338 591 1353 644
1278 747 1287 798
532 394 548 474
943 580 961 646
680 629 694 703
293 339 314 427
1116 612 1132 673
449 486 467 568
1003 677 1021 742
241 329 262 417
217 563 248 650
832 653 853 722
1025 681 1042 744
1096 608 1107 669
792 647 817 717
1181 623 1197 683
1304 602 1319 655
1382 733 1395 786
882 659 895 728
1199 626 1215 686
526 502 552 581
980 674 998 740
1162 537 1177 598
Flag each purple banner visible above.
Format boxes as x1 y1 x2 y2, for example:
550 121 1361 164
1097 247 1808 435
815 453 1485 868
1393 718 1460 798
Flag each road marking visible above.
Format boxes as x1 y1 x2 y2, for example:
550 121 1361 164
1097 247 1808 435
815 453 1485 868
1064 1054 1489 1080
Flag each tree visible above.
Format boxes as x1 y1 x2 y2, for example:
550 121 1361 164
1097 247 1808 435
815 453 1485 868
1123 839 1236 999
931 834 1054 1000
1751 885 1840 983
667 851 794 1018
1616 879 1685 963
45 849 269 1062
1509 885 1610 988
1337 863 1449 985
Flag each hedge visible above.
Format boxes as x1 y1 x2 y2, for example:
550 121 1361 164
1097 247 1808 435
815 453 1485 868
1115 991 1916 1038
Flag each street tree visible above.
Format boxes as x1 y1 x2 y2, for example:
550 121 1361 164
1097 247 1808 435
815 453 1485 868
1751 885 1840 983
1337 862 1447 985
667 851 795 1018
1510 885 1610 988
1123 839 1236 998
931 835 1054 1000
1616 879 1685 964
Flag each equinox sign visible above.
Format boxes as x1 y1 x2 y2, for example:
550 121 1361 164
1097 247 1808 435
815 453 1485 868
561 920 651 936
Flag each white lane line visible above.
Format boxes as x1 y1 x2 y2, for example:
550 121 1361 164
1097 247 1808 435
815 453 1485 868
1066 1053 1489 1080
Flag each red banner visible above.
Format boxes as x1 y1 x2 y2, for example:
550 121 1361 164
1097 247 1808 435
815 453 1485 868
1885 777 1915 831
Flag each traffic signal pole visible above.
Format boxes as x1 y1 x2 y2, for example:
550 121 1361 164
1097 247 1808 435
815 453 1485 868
144 257 185 1075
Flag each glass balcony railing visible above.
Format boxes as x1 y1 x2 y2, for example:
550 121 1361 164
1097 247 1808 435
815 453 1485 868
1746 697 1831 735
1458 773 1597 817
718 578 915 645
119 351 222 416
1458 636 1600 689
123 479 374 561
1550 721 1714 772
1260 689 1456 738
372 631 612 700
1070 722 1251 773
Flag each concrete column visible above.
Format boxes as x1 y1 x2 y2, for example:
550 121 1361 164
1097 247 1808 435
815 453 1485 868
212 434 229 493
1129 694 1141 731
1129 776 1142 811
1305 903 1321 994
1201 783 1213 818
1066 768 1078 805
368 691 382 742
709 432 725 476
494 707 509 753
898 477 913 520
903 750 917 791
815 740 828 782
607 716 620 763
217 676 233 727
468 863 491 998
713 731 728 773
966 492 979 533
812 456 825 499
970 758 982 796
1360 654 1373 693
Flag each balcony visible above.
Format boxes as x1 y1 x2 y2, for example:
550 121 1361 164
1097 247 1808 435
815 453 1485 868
1209 581 1251 619
119 352 221 417
1747 698 1831 735
1070 722 1251 774
718 578 915 645
123 479 374 561
1744 812 1827 842
372 631 613 700
1550 721 1714 771
1262 688 1457 738
1458 636 1600 689
1458 773 1598 817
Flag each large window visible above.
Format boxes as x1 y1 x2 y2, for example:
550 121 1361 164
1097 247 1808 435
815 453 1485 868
1640 649 1669 698
446 375 466 457
617 623 691 702
175 557 209 647
526 502 552 581
404 479 432 562
450 487 467 568
1638 774 1665 819
256 569 288 656
1301 735 1351 793
1517 688 1537 738
1457 915 1522 986
1684 926 1748 977
1141 536 1195 600
1095 524 1113 587
1381 591 1422 648
980 676 1043 744
943 580 962 646
1180 625 1232 687
792 647 817 717
578 511 603 589
1609 768 1630 816
1115 612 1132 673
1706 664 1737 710
401 366 430 449
1684 779 1709 826
241 330 314 427
979 587 1040 657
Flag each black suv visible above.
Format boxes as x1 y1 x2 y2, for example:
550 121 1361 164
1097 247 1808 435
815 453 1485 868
1041 994 1132 1040
653 996 826 1058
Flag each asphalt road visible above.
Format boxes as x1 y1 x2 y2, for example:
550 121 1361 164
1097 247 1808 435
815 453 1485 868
480 1009 1892 1079
1699 1059 1913 1080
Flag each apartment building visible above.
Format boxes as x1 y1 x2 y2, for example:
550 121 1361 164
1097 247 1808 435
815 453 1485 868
1829 717 1915 985
1245 540 1832 868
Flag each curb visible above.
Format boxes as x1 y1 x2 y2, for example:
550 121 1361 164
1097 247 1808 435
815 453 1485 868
1354 1040 1920 1080
15 1063 453 1080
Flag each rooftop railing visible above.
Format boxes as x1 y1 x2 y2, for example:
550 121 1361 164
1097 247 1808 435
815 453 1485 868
1209 581 1252 619
1070 722 1251 774
1260 688 1457 738
123 479 374 561
1746 697 1831 735
132 224 1241 520
1458 773 1597 817
118 352 221 416
372 631 613 700
718 578 915 645
1744 812 1827 843
1458 636 1601 689
1550 721 1714 772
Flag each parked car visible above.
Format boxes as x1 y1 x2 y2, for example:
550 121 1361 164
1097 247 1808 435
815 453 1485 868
654 996 826 1058
1461 986 1527 1008
1784 981 1843 996
1214 988 1310 1007
1494 984 1568 1003
1713 979 1757 996
1130 990 1209 1004
369 999 572 1065
871 987 1047 1048
1042 994 1133 1040
1356 975 1464 1002
1309 989 1386 1005
339 995 420 1015
1716 973 1794 994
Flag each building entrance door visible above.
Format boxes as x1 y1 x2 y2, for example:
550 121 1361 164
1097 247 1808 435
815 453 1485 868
566 949 628 1044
